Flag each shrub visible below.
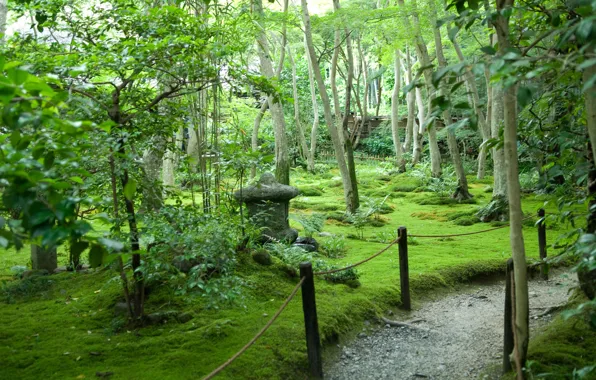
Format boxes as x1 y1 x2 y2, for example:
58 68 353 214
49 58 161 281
289 213 326 238
320 236 347 258
140 206 242 307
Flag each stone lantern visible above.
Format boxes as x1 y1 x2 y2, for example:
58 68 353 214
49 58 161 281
234 173 300 243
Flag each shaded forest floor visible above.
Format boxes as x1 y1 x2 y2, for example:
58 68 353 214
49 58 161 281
0 162 592 379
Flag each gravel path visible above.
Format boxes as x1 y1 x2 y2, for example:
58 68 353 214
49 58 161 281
326 270 578 380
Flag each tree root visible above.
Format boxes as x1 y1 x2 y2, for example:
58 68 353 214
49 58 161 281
381 317 429 331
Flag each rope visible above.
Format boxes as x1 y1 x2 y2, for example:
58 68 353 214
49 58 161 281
314 233 402 276
409 216 535 239
202 277 306 380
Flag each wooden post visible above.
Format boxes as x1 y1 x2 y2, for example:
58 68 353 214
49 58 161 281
398 226 411 310
299 262 323 379
538 208 548 280
503 258 514 373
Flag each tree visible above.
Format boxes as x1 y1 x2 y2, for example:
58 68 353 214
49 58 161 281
301 0 358 213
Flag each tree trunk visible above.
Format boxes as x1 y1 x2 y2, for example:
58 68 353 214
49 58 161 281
399 0 441 177
391 49 406 172
162 137 176 188
302 0 357 212
0 0 7 40
586 64 596 164
142 137 165 212
305 35 319 173
288 45 309 161
413 87 424 164
254 0 290 185
251 100 269 179
433 20 471 200
452 37 490 179
404 48 416 153
495 0 529 374
357 38 370 138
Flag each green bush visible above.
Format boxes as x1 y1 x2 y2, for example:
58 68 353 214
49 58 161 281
320 236 347 258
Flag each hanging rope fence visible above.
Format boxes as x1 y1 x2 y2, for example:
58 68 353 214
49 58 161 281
408 216 535 239
313 232 403 276
202 276 306 380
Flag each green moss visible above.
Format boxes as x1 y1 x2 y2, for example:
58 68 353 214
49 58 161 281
298 186 324 197
416 196 477 206
390 184 419 192
0 162 581 380
522 302 596 378
312 204 340 212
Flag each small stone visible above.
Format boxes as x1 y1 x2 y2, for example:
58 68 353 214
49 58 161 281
385 324 390 328
358 332 367 338
530 291 537 297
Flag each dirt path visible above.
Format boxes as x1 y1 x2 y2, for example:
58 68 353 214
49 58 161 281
326 269 578 380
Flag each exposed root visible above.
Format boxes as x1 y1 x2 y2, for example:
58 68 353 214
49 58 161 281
381 317 430 331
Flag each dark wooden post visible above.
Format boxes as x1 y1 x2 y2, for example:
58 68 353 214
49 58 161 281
538 208 548 280
398 226 411 311
503 258 514 373
300 262 323 379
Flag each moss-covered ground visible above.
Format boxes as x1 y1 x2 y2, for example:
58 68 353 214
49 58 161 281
0 162 588 379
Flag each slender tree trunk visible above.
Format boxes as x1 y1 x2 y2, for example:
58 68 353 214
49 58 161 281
254 0 290 185
398 0 441 177
586 64 596 163
432 18 471 199
162 137 176 188
305 35 319 173
288 45 309 161
375 68 383 117
413 87 424 164
496 0 529 374
357 38 370 137
391 50 405 172
452 37 490 179
333 0 359 210
0 0 7 40
404 48 416 153
142 136 165 211
251 100 269 179
302 0 357 212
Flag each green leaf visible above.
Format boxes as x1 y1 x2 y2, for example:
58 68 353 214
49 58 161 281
123 179 137 201
517 86 533 108
579 59 596 70
98 237 125 252
44 152 55 170
70 176 84 184
432 67 451 87
480 46 496 55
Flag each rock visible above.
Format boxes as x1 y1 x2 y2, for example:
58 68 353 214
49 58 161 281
279 264 298 278
21 269 49 279
172 257 201 273
358 332 367 338
578 256 596 300
114 302 131 317
53 266 68 274
295 236 319 250
251 250 272 266
31 245 57 272
177 313 193 323
234 173 300 243
318 232 333 237
292 243 317 252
